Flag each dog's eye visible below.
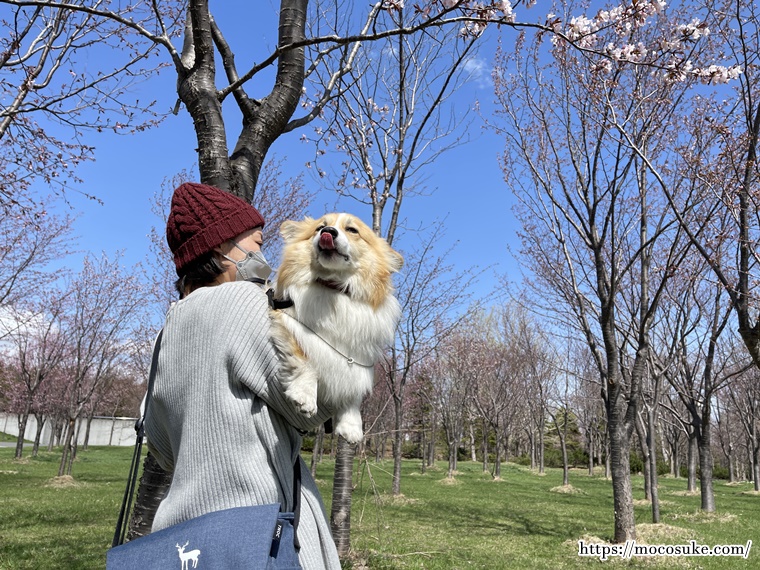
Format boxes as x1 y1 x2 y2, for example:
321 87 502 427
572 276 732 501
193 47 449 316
345 227 359 234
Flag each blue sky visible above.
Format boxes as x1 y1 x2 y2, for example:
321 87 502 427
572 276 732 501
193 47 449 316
49 5 521 302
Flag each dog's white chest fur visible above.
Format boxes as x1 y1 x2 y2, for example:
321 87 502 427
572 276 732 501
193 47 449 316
271 284 400 442
289 286 394 386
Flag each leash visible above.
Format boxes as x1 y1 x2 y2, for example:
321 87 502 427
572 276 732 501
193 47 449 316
267 288 374 368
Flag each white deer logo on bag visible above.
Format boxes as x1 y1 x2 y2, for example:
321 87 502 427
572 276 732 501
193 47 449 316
176 541 201 569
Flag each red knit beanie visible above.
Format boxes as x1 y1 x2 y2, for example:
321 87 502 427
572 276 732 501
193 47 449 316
166 182 265 274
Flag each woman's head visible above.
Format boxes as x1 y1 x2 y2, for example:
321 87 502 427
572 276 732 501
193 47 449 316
166 182 266 296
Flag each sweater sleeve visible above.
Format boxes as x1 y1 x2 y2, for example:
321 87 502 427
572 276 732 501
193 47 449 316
226 283 333 432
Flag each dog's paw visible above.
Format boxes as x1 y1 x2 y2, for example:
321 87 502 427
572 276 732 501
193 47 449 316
285 385 318 418
335 421 364 444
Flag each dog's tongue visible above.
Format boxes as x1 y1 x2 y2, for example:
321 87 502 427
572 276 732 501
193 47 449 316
319 232 335 250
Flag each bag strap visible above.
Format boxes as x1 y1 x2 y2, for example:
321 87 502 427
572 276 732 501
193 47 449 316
112 329 164 548
292 455 302 550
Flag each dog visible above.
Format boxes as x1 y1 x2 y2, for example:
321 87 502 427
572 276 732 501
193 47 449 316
269 213 403 443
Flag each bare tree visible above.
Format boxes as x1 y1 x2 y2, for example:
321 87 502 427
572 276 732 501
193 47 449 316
654 251 751 511
313 10 483 548
572 354 606 477
428 319 480 479
385 226 478 495
727 366 760 490
471 309 522 480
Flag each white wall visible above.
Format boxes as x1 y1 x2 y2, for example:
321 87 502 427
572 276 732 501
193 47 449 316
0 413 139 447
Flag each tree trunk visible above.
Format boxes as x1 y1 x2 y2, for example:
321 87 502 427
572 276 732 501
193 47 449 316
392 393 403 496
15 405 30 459
447 439 457 479
83 413 95 451
419 419 427 475
32 415 45 457
58 417 76 477
588 426 594 476
635 414 652 500
647 406 660 523
673 439 681 478
609 410 636 542
72 417 83 464
46 419 58 452
469 421 477 462
127 453 173 540
698 416 715 512
538 418 545 474
482 422 489 473
560 432 569 487
561 408 569 486
687 428 698 492
493 432 502 479
605 451 611 479
311 424 324 479
330 437 356 557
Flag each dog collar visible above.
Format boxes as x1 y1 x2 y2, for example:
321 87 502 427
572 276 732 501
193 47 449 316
316 278 351 296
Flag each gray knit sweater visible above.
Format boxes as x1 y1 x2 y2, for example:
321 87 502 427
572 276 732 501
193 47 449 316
145 281 341 569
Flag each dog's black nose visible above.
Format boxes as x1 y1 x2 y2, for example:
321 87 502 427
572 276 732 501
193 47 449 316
321 226 339 238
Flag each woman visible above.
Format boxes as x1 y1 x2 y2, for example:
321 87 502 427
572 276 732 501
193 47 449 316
145 182 341 569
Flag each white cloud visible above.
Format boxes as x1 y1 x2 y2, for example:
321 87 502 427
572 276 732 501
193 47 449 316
463 56 491 88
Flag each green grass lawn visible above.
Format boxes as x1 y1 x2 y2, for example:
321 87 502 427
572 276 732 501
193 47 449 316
0 445 758 569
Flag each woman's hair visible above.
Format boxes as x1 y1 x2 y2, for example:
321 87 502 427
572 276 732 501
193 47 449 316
175 250 226 298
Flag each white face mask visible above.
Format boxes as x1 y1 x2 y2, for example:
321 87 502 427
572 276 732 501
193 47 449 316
222 241 272 284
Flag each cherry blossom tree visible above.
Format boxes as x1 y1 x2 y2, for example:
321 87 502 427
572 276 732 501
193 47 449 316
2 0 734 553
491 0 719 540
1 287 68 458
0 207 74 310
657 1 760 371
0 0 177 211
57 252 147 477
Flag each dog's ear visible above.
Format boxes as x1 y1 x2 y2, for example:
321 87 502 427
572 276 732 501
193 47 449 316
385 244 404 273
280 218 312 242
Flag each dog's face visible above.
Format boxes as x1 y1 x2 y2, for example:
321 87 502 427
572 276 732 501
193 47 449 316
278 213 403 308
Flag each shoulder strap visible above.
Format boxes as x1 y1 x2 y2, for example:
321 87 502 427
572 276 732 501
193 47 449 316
292 456 302 550
112 329 164 547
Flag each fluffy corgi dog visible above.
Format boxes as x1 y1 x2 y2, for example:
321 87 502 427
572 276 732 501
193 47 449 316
270 213 403 443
